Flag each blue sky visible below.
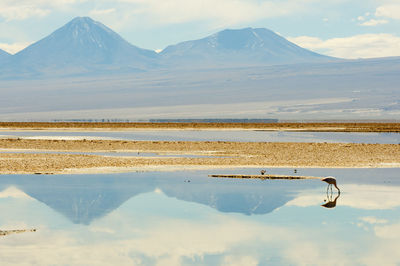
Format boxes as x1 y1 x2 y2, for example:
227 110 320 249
0 0 400 58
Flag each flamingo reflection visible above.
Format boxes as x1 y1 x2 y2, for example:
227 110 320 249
321 193 340 208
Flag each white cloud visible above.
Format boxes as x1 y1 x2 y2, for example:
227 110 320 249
124 0 294 26
0 5 50 21
0 0 316 26
0 186 33 199
360 217 388 225
375 223 400 239
359 19 388 26
222 255 259 266
356 222 400 266
376 4 400 20
89 8 116 16
100 0 323 30
0 42 31 54
0 0 82 21
357 11 372 22
288 33 400 59
287 184 400 210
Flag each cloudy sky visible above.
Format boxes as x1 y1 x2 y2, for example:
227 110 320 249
0 0 400 58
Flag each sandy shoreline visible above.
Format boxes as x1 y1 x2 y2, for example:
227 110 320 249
0 138 399 174
0 122 400 132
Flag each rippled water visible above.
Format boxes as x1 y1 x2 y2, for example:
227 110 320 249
0 168 399 265
1 130 400 143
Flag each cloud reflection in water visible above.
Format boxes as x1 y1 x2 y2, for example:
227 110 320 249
0 169 398 265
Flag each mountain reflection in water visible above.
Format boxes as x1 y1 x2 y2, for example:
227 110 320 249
0 168 398 225
0 169 400 265
0 173 307 224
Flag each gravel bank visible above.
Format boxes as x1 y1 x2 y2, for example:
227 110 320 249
0 139 399 174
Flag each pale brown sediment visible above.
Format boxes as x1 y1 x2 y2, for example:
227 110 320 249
208 174 321 180
0 139 399 174
0 229 36 236
0 122 399 132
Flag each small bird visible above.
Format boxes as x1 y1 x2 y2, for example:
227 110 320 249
321 176 340 194
294 169 297 173
260 169 266 175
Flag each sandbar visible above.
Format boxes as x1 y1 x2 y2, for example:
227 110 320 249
0 122 399 132
0 138 399 174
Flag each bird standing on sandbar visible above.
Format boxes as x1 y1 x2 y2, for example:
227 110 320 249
321 176 340 194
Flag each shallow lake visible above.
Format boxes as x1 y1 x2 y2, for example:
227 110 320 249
0 168 399 265
1 130 400 144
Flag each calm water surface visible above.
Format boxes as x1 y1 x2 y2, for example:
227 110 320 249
0 168 399 265
1 130 400 143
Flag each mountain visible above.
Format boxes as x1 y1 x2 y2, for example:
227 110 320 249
161 27 334 67
0 19 338 79
3 17 158 78
0 48 10 61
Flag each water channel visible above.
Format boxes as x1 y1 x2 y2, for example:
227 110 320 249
1 130 399 144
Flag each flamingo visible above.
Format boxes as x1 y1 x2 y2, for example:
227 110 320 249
321 176 340 194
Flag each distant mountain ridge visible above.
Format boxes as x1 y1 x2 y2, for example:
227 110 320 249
16 17 157 64
161 27 333 67
2 17 158 78
1 16 336 78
